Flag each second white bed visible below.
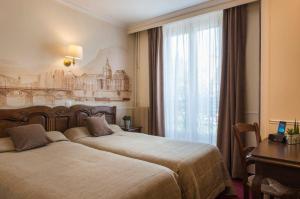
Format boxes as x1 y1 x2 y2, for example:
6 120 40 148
65 125 232 199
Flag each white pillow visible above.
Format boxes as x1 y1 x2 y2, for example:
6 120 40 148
0 137 15 153
46 131 69 142
64 127 91 141
109 124 123 132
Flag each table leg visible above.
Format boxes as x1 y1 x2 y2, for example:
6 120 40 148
252 175 263 199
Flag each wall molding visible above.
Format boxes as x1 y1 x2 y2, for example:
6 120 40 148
128 0 258 34
269 119 297 125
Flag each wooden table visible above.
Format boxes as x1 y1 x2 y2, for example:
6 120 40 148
250 139 300 199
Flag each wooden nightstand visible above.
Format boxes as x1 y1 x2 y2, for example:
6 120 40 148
121 126 142 133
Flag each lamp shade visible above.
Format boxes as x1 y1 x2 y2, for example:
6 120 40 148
65 45 83 60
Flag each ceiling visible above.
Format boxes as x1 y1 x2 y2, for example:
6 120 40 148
56 0 210 27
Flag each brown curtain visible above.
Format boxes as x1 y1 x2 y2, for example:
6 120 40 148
148 27 165 137
217 5 247 179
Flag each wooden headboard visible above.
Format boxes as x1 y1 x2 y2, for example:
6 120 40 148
0 105 117 137
0 106 54 138
53 105 117 132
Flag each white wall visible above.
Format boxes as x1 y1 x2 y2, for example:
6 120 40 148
0 0 128 73
245 2 260 124
130 31 150 132
0 0 133 125
244 2 260 146
136 31 150 108
261 0 300 137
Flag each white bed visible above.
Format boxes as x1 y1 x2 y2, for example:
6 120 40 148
65 125 232 199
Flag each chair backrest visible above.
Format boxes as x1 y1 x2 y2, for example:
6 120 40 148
233 123 261 174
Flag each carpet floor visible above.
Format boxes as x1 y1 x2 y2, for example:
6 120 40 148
231 179 253 199
232 179 244 199
217 179 244 199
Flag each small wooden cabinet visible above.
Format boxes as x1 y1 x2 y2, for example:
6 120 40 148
121 126 142 133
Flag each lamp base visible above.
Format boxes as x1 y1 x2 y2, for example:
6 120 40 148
64 59 72 67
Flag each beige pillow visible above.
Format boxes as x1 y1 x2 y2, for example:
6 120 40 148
64 127 91 141
86 116 113 137
109 124 123 132
46 131 69 142
5 124 49 152
0 137 15 153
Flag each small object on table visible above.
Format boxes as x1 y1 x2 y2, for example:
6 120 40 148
277 121 286 134
122 115 131 129
268 133 285 143
267 121 286 143
121 126 142 133
285 119 300 145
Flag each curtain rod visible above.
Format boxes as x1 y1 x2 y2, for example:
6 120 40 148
128 0 258 34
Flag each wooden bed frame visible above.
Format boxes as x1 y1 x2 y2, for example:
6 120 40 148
0 105 116 138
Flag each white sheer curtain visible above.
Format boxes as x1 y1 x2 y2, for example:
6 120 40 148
163 11 223 145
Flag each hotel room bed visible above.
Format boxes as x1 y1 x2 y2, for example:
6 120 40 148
0 105 231 199
0 137 181 199
65 125 232 199
0 107 181 199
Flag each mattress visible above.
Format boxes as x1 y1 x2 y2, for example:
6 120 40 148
0 141 181 199
65 125 232 199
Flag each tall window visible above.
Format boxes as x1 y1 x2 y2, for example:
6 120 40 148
163 11 223 145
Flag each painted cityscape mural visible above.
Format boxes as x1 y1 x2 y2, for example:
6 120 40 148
0 58 131 107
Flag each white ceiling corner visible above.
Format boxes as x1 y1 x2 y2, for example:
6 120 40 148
55 0 210 28
55 0 126 27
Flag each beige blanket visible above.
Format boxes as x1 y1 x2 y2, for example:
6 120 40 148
67 127 232 199
0 141 181 199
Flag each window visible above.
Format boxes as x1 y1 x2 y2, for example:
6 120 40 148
163 11 223 144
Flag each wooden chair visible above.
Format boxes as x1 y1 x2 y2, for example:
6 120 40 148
233 123 299 199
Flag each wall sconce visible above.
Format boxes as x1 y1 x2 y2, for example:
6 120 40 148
64 45 83 67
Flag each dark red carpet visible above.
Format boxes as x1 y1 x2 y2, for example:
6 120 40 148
217 179 244 199
216 180 244 199
216 180 243 199
232 180 244 199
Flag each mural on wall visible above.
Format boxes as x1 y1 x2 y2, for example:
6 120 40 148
0 48 131 108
